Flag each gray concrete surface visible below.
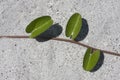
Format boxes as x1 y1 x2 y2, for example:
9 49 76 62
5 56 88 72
0 0 120 80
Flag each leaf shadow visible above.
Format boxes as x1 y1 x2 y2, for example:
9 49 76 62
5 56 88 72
90 51 104 72
35 23 63 42
74 18 89 41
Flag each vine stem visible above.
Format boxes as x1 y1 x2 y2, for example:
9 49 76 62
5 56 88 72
0 35 120 57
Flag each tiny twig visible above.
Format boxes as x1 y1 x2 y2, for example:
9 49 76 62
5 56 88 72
0 35 120 56
0 36 29 38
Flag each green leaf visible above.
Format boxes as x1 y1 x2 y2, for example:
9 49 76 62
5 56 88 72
83 48 100 71
30 19 53 38
65 13 82 39
25 16 52 33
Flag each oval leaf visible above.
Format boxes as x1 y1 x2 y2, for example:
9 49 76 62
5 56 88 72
25 16 51 33
30 19 53 38
83 48 100 71
65 13 82 39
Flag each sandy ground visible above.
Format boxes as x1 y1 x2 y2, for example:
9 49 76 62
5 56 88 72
0 0 120 80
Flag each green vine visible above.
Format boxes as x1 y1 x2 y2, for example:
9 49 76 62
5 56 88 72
0 13 119 72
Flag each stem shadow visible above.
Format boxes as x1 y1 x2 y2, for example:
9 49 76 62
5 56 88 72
35 23 63 42
90 51 104 72
74 18 89 41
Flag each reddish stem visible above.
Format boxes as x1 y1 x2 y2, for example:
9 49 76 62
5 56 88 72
0 35 120 56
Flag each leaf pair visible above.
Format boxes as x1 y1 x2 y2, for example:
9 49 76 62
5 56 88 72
83 48 100 71
26 16 53 38
26 13 82 39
